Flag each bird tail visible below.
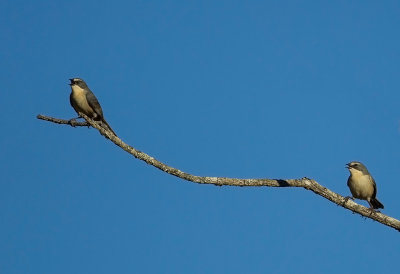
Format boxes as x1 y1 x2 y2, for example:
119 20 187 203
370 198 384 209
100 119 117 136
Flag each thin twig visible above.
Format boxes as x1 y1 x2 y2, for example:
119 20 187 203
37 114 89 127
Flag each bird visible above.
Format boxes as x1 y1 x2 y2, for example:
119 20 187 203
346 161 384 210
69 78 117 136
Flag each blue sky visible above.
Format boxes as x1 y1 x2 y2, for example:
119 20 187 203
1 1 400 273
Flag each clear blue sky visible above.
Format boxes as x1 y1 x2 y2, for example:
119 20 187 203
1 1 400 273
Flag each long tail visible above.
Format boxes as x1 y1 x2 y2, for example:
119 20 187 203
100 118 117 136
370 198 384 209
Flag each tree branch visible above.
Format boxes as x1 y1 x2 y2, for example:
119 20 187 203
37 114 89 127
37 114 400 231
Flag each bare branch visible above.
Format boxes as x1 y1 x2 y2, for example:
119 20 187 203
37 113 400 232
37 114 89 127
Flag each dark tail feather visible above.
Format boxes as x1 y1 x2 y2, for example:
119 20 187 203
101 119 117 136
370 198 384 209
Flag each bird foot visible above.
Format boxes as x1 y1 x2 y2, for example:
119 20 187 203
343 196 354 205
367 208 380 215
68 118 79 127
368 207 380 213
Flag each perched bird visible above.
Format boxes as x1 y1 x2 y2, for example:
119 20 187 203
69 78 117 136
346 161 384 210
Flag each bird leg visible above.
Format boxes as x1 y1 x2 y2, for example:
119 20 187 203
367 201 380 213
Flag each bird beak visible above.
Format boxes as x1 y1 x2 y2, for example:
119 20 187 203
345 163 350 169
68 79 74 86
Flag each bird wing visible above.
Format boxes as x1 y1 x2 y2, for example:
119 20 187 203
371 176 378 198
69 92 77 112
85 90 104 119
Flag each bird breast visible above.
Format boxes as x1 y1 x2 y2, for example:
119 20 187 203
348 173 374 199
70 85 95 116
